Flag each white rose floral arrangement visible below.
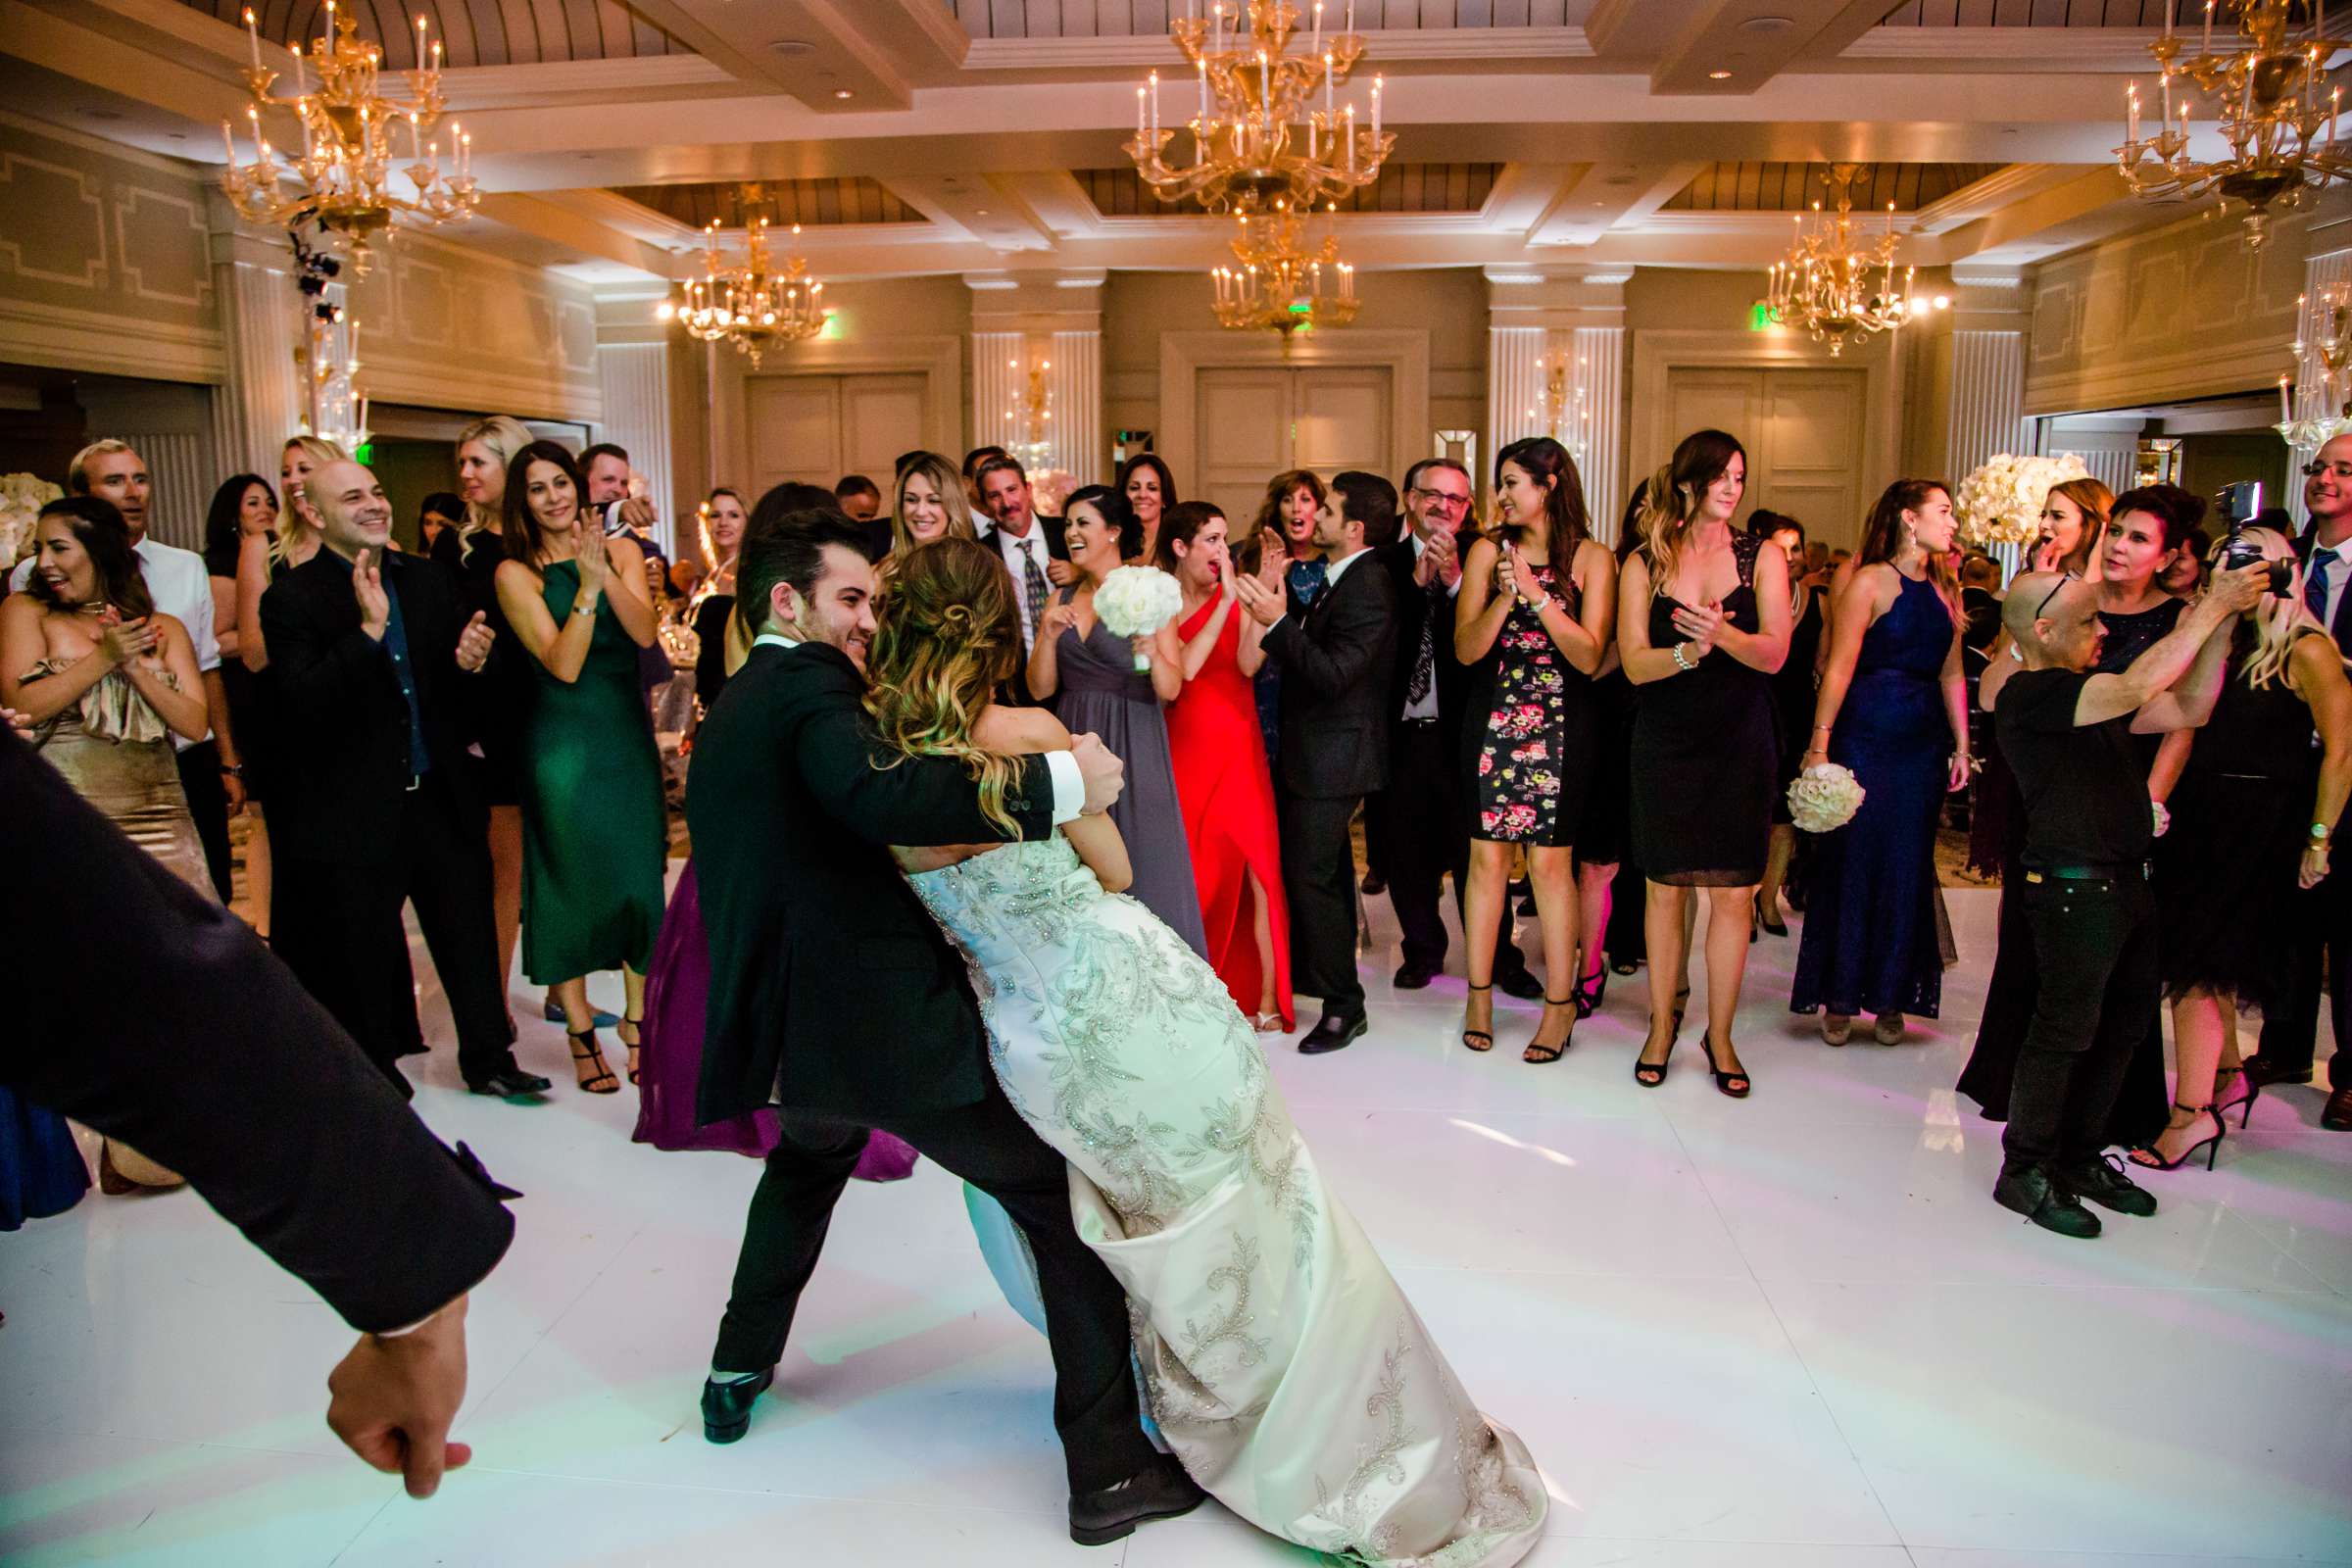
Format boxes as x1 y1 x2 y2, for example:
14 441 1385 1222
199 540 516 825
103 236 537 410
1953 452 2090 550
1788 761 1867 834
1093 564 1184 672
0 471 64 573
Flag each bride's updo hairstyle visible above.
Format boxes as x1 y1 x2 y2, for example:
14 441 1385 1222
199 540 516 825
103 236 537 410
862 537 1027 836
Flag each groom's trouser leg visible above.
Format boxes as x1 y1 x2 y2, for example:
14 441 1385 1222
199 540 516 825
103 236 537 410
884 1075 1159 1495
709 1118 866 1374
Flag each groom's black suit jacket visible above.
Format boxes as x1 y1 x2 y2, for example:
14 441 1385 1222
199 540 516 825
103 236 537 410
689 640 1057 1126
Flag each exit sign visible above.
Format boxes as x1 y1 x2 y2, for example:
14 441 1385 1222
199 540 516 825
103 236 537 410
1748 302 1773 332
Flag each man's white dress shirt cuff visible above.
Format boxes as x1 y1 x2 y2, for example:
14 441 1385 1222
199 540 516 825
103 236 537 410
1046 751 1084 825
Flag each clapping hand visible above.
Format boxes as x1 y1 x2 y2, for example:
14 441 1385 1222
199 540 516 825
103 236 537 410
1670 598 1724 655
1045 557 1079 588
573 537 610 601
1508 548 1546 607
455 611 495 672
1491 542 1517 596
1422 525 1461 588
94 608 159 666
1234 572 1284 626
352 548 391 640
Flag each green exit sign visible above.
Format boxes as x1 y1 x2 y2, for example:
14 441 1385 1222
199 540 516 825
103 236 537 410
352 442 374 464
1748 302 1773 332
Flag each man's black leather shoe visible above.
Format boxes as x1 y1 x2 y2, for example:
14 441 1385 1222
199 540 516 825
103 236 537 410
1298 1012 1368 1054
1069 1453 1205 1545
2057 1154 2158 1217
701 1368 774 1444
1495 969 1544 1002
2243 1056 2313 1089
1993 1165 2101 1239
1393 962 1436 990
2324 1086 2352 1131
467 1067 553 1099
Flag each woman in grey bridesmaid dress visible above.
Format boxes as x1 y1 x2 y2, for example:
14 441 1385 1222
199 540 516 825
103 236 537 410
1025 484 1208 956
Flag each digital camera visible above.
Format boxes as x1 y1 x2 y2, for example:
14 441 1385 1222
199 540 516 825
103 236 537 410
2212 480 2293 595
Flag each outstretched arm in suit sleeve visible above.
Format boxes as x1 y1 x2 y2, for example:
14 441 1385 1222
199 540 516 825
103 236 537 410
1264 564 1396 701
788 664 1057 846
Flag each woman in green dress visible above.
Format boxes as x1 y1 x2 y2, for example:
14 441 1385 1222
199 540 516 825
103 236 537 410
495 441 666 1094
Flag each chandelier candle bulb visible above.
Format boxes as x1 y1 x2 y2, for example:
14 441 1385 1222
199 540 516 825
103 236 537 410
1373 75 1382 142
1311 1 1322 55
1150 71 1159 137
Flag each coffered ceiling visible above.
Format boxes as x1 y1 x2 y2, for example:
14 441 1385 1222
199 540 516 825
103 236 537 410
9 0 2345 288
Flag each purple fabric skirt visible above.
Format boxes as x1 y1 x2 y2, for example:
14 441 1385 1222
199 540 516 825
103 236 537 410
632 860 917 1182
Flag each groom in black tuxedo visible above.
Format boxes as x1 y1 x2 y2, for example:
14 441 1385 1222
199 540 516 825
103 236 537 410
1237 469 1400 1054
688 506 1199 1544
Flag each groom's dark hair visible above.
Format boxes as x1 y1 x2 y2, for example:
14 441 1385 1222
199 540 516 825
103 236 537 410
738 506 875 634
1332 469 1399 549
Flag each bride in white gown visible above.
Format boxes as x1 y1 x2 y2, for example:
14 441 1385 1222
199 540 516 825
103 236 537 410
871 541 1546 1566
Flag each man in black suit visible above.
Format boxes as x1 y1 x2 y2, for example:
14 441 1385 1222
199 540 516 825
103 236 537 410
1368 459 1542 994
1237 469 1401 1054
976 455 1074 705
260 460 549 1101
688 509 1199 1544
3 720 516 1498
2256 433 2352 1129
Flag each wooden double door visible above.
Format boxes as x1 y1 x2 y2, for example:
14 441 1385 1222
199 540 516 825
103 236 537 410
1664 367 1867 548
1193 365 1394 528
746 372 926 495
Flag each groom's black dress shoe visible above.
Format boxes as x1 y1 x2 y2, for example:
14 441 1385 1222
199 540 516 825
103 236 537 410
1298 1012 1368 1055
1495 968 1544 1002
1069 1452 1206 1545
701 1368 774 1444
466 1067 552 1099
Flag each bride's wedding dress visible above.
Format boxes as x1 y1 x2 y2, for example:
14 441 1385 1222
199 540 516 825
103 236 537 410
900 834 1546 1566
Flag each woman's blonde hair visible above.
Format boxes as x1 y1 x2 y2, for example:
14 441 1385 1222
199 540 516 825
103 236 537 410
276 434 348 563
2218 527 2339 690
890 452 975 559
861 537 1027 837
1638 428 1746 586
696 487 746 574
454 415 535 544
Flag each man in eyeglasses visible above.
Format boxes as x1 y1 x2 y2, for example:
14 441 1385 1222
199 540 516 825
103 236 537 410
1365 459 1540 996
2252 432 2352 1128
1990 563 2267 1237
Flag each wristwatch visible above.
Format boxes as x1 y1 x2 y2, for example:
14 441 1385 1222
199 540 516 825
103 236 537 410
2313 821 2333 845
219 762 244 778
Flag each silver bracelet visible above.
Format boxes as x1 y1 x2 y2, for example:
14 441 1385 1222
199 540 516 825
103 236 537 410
1670 642 1695 673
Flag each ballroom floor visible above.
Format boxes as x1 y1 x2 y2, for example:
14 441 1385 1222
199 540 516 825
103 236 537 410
4 880 2350 1567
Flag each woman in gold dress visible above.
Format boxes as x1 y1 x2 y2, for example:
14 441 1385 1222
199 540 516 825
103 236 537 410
2 496 213 1194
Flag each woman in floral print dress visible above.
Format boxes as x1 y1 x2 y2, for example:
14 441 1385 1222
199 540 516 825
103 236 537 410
1455 437 1614 1063
875 541 1547 1566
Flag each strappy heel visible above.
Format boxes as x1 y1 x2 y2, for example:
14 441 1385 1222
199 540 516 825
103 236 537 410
2126 1102 2226 1171
1524 995 1577 1064
569 1028 619 1095
618 1013 643 1085
1572 963 1608 1019
2215 1064 2260 1128
1671 985 1690 1032
1635 1016 1677 1088
1698 1032 1751 1099
1461 983 1494 1054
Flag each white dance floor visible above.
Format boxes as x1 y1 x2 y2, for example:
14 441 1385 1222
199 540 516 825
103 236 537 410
5 881 2350 1567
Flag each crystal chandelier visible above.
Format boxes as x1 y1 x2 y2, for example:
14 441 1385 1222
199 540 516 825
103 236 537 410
2278 280 2352 447
1210 205 1357 337
220 3 478 276
1763 165 1942 356
1004 355 1054 471
2119 0 2344 250
657 216 829 367
1128 1 1392 217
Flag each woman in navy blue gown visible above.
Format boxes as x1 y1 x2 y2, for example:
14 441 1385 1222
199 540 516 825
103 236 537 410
1789 479 1971 1044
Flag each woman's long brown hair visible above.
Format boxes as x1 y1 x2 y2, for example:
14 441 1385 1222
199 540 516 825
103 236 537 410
861 538 1027 837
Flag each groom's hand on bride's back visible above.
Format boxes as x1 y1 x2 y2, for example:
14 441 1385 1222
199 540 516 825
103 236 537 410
1072 732 1125 816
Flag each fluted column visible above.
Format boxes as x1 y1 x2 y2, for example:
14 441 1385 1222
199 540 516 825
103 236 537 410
1947 329 2030 482
1049 329 1102 480
1487 326 1546 457
1484 267 1630 540
597 340 676 554
971 330 1025 455
208 204 305 485
1571 325 1627 538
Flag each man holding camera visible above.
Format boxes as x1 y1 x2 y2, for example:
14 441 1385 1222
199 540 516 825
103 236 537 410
1991 562 2266 1237
2252 434 2352 1129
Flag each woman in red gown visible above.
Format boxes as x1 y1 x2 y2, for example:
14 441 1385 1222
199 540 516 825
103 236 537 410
1154 501 1295 1031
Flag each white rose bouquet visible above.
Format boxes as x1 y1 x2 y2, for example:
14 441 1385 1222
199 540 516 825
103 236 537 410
1093 564 1184 671
1788 761 1867 834
0 471 64 574
1953 453 2090 550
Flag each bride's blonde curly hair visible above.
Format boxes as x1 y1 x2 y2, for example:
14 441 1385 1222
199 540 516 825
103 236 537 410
862 538 1027 838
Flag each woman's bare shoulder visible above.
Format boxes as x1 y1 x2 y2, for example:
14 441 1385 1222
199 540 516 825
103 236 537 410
973 702 1071 756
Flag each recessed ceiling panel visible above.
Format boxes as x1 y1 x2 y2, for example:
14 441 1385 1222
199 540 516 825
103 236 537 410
1078 162 1501 217
947 1 1580 38
611 179 923 229
1878 0 2169 24
173 1 691 68
1663 162 2008 213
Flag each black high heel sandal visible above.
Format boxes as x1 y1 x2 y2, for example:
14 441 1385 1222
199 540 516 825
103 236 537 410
569 1028 619 1095
618 1013 644 1086
1461 982 1494 1054
2126 1102 2226 1171
2214 1064 2260 1128
1671 986 1690 1033
1697 1032 1751 1099
1572 964 1608 1020
1754 892 1789 938
1524 996 1577 1064
1635 1017 1678 1088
